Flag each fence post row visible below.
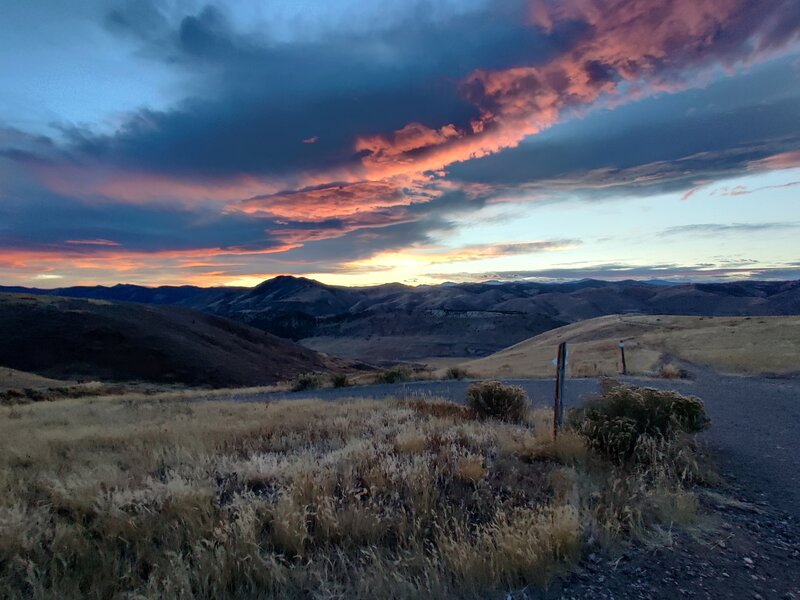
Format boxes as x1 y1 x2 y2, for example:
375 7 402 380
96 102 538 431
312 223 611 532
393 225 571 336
553 342 567 439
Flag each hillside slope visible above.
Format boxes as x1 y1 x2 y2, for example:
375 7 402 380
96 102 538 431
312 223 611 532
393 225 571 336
460 314 800 378
0 294 343 386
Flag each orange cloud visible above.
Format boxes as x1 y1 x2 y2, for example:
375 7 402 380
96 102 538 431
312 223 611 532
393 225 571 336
233 178 440 220
0 244 300 271
342 239 580 271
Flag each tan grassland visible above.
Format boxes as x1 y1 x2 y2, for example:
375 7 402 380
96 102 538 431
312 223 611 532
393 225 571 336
459 315 800 378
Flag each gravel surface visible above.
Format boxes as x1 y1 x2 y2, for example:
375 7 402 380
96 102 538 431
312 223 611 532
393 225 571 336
232 369 800 599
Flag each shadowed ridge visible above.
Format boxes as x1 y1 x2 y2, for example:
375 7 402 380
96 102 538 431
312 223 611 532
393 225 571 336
0 292 345 387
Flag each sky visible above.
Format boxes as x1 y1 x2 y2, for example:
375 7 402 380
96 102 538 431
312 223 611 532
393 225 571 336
1 0 799 288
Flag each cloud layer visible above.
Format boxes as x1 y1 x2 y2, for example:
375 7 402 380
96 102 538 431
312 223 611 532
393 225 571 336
1 0 799 285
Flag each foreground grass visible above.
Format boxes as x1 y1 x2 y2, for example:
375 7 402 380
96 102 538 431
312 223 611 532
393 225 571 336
0 394 704 599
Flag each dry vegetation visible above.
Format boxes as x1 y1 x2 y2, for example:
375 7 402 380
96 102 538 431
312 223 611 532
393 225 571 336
0 386 709 599
0 367 72 391
459 314 800 378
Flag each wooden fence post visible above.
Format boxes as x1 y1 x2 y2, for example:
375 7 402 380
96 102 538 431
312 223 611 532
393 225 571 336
553 342 567 439
619 340 627 375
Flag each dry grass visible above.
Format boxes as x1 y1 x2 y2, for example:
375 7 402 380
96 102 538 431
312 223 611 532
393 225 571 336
459 315 800 378
0 367 72 391
0 392 704 599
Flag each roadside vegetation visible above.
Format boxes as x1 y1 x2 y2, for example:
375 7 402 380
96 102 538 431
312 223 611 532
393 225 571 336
0 382 710 598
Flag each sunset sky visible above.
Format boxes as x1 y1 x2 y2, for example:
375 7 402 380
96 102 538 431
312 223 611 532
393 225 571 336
1 0 799 287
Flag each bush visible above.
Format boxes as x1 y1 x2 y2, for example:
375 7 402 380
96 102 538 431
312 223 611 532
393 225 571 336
375 365 413 384
291 372 325 391
658 364 688 379
331 373 350 388
570 385 709 463
466 381 529 423
444 366 471 380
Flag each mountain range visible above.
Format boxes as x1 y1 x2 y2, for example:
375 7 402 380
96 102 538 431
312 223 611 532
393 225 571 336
4 277 799 362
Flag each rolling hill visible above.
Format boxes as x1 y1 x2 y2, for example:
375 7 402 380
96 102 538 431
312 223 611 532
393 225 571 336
0 293 349 387
459 314 800 378
3 277 799 361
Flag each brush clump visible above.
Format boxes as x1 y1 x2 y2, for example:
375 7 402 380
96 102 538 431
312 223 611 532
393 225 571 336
466 380 529 423
570 384 710 464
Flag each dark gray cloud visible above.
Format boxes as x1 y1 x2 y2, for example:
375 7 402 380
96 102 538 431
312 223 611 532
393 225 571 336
38 0 565 179
428 263 800 283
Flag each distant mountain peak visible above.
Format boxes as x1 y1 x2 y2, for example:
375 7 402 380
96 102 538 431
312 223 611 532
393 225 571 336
249 275 327 296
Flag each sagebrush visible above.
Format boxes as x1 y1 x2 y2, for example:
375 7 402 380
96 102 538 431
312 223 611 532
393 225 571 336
466 380 529 422
570 384 710 463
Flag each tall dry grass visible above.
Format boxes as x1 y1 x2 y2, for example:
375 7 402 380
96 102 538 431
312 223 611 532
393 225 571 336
0 393 703 599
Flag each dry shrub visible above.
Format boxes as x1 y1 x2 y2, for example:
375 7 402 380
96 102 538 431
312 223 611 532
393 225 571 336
444 366 471 380
374 365 413 384
331 373 350 388
658 363 688 379
291 372 325 391
570 384 709 464
466 381 529 423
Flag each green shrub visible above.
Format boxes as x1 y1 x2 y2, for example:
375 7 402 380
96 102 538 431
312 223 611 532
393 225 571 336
570 385 709 463
375 365 413 384
444 366 471 380
466 381 529 422
291 372 325 392
331 373 350 388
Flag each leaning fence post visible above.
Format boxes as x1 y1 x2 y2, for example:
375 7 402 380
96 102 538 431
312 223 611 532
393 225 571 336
619 340 627 375
553 342 567 439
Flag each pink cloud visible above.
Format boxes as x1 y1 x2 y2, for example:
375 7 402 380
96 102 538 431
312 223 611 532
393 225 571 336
65 239 121 247
749 150 800 171
356 0 800 183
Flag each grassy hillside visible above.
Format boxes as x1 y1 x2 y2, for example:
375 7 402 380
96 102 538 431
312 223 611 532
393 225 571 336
0 387 705 598
0 293 346 387
460 315 800 378
0 366 71 391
